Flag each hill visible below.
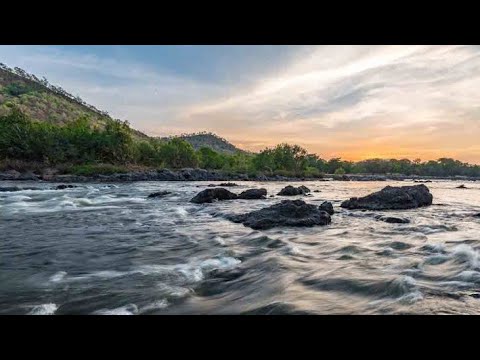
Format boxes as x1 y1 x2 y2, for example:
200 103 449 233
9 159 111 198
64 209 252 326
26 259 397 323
162 132 246 154
0 64 147 139
0 65 247 150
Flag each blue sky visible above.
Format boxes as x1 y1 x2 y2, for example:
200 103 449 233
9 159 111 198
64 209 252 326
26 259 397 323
1 45 480 163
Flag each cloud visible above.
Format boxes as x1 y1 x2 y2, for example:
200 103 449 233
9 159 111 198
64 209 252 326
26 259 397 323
1 45 479 163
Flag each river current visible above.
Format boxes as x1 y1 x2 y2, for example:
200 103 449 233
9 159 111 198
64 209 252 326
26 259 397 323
1 180 480 315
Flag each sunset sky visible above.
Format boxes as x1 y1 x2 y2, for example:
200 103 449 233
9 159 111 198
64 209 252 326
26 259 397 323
1 45 479 163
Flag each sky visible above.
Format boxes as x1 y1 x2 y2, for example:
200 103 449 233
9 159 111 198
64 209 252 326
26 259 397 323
1 45 479 163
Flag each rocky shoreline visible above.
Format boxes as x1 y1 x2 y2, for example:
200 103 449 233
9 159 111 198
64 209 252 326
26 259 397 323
0 168 479 183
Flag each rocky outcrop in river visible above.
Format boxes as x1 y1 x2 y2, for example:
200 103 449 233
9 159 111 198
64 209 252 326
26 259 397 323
341 184 433 210
190 188 238 204
319 201 334 215
237 188 267 199
190 187 269 203
277 185 311 196
228 199 331 230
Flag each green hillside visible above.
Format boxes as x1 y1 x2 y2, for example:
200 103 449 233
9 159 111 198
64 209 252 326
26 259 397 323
162 132 246 154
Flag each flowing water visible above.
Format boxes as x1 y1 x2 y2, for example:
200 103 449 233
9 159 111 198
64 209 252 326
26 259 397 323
1 180 480 315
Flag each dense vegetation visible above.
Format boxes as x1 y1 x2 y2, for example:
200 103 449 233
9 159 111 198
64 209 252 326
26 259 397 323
1 107 479 178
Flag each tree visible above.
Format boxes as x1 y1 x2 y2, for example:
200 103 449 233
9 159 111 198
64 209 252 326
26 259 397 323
159 137 198 169
197 147 225 169
334 167 346 175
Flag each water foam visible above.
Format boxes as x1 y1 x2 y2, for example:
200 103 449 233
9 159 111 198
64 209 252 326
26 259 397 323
49 271 67 283
29 303 58 315
94 304 138 315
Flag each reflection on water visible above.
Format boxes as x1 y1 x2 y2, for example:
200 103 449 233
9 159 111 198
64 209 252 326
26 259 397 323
1 180 480 314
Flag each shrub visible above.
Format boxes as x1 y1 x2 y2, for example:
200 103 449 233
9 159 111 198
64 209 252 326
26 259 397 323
67 164 129 176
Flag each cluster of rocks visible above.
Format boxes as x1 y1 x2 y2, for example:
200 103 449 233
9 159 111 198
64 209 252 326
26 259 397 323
186 184 434 230
190 187 267 204
0 168 325 183
2 167 479 183
187 185 335 229
55 184 77 190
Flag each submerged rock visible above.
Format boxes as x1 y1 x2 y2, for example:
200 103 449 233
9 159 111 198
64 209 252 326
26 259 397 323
313 190 321 193
319 201 334 215
228 199 331 230
341 184 433 210
277 185 311 196
0 186 22 192
55 184 77 190
208 182 238 187
191 188 238 204
147 191 172 198
0 186 41 192
376 215 410 224
237 188 267 200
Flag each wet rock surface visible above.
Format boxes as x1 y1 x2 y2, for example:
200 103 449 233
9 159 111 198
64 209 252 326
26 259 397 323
0 186 41 192
190 188 238 204
208 182 238 187
228 199 331 230
147 191 172 198
55 184 77 190
375 215 410 224
237 188 267 200
277 185 311 196
319 201 334 215
341 184 433 210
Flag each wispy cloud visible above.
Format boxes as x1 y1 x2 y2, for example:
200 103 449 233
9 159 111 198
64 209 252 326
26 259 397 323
1 45 479 163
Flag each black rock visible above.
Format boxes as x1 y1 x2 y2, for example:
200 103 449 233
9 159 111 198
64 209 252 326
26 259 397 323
473 213 480 218
228 199 331 230
269 195 275 198
55 184 77 190
191 188 238 204
377 216 410 224
147 191 171 198
0 186 21 192
237 188 267 200
0 186 41 192
208 182 238 187
341 184 433 210
319 201 334 215
456 184 467 189
277 185 311 196
313 190 321 193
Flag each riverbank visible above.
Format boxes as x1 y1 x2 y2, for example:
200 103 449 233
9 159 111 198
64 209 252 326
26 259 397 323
1 168 479 183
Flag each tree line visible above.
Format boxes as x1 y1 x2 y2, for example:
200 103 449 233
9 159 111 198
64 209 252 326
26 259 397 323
1 107 479 177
